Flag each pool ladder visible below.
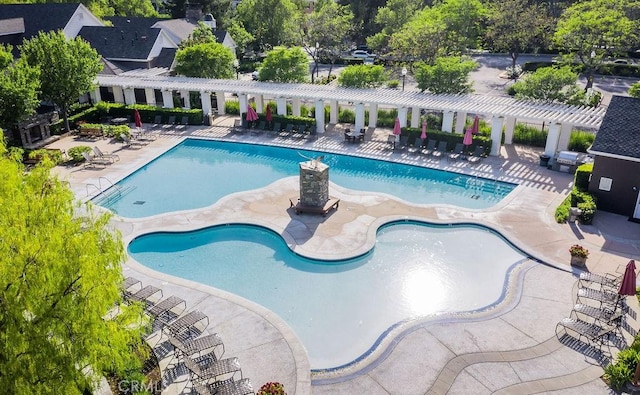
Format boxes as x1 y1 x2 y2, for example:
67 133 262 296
86 177 135 205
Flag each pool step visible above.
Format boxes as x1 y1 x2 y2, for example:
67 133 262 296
93 185 136 206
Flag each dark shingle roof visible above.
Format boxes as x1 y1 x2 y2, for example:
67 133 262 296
591 96 640 160
104 16 163 29
0 3 80 39
78 25 160 60
151 47 177 69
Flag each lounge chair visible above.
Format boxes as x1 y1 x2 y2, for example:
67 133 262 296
555 316 616 349
152 115 162 127
167 115 176 125
121 134 149 148
395 135 409 151
448 143 464 161
164 310 209 342
251 121 266 136
147 295 187 326
431 141 448 159
135 130 157 142
93 146 119 162
180 116 190 126
578 272 621 291
407 137 424 154
123 276 142 298
386 135 396 149
421 139 437 155
81 151 111 168
292 124 305 139
192 378 253 395
572 303 623 326
467 146 486 164
268 122 281 137
184 354 241 384
168 331 224 359
126 285 163 307
576 287 619 308
280 124 294 138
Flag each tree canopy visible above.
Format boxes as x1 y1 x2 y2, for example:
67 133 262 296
0 45 40 132
20 31 102 132
0 133 147 394
174 42 235 78
511 66 581 103
236 0 300 51
338 64 387 88
414 56 477 94
258 46 308 83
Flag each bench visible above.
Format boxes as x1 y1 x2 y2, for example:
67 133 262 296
77 127 103 139
289 197 340 216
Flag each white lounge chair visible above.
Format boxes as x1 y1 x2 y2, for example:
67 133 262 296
120 134 149 148
81 151 111 168
92 146 119 162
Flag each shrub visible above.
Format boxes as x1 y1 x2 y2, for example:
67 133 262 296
387 79 399 88
512 123 547 147
604 342 640 391
338 108 355 124
630 81 640 98
568 131 595 152
67 146 92 163
574 163 593 191
225 100 240 115
257 382 286 395
555 195 571 223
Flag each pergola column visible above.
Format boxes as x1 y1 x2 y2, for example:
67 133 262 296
144 88 155 106
254 95 264 113
292 98 301 117
329 100 338 124
90 88 101 104
355 103 365 131
161 90 174 108
113 86 125 104
398 107 408 127
442 110 454 132
200 91 212 118
455 111 467 134
123 88 135 105
315 99 325 134
410 107 420 128
215 91 226 114
239 94 248 118
180 90 190 109
503 117 516 144
368 103 378 128
557 123 573 152
544 123 562 156
490 116 504 156
276 97 287 115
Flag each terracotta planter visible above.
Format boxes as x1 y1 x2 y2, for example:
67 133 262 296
571 256 587 267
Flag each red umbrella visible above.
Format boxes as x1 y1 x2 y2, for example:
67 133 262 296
265 105 272 123
614 260 636 313
246 105 258 122
134 109 142 128
470 115 479 135
420 119 427 140
393 117 401 141
463 126 474 146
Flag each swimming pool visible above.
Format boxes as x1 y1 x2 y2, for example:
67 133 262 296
96 139 516 218
128 221 528 370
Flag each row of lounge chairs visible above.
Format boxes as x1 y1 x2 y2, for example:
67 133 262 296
390 137 486 164
123 277 254 395
232 119 316 140
555 271 626 352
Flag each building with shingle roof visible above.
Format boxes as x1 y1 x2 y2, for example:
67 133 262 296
588 95 640 219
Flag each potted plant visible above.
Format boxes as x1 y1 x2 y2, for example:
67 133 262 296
257 382 286 395
569 244 589 266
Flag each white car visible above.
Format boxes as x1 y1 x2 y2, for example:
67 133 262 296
351 50 376 59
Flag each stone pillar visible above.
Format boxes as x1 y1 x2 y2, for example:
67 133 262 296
490 116 504 156
162 90 174 108
315 99 325 134
292 98 301 117
557 123 573 152
355 103 365 131
113 86 125 104
123 88 135 105
180 90 190 109
216 91 226 115
255 95 264 113
90 88 101 104
239 94 248 119
276 97 287 115
544 123 562 156
299 160 329 207
503 117 516 144
200 91 212 118
368 103 378 128
329 100 338 124
410 107 420 128
398 107 408 127
442 110 454 132
455 111 467 134
144 88 156 106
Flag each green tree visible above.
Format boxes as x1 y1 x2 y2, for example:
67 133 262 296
414 56 477 94
338 64 387 88
0 45 41 131
553 0 639 89
434 0 486 53
180 21 216 49
629 82 640 98
236 0 300 51
0 134 147 394
388 8 449 64
485 0 550 69
338 0 386 42
174 42 235 78
258 46 308 83
20 31 102 133
227 21 255 58
368 0 423 53
511 66 580 103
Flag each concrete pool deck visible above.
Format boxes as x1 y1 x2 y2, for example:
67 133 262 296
49 117 640 394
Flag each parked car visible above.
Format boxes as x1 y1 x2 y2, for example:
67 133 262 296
252 71 259 80
351 50 377 59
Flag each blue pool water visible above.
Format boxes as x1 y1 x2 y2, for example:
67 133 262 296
96 139 516 218
128 222 527 370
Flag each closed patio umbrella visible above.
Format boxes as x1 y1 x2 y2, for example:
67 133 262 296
420 119 427 140
265 104 272 126
134 109 142 129
393 117 401 142
614 260 636 313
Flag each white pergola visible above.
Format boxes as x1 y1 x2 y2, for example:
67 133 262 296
94 74 606 156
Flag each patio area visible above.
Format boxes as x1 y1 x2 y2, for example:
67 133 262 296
48 117 640 394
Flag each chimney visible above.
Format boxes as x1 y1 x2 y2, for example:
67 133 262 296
203 13 216 31
185 2 203 23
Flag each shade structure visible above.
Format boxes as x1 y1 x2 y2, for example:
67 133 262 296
393 117 401 141
265 105 272 122
618 260 637 296
246 105 258 122
420 119 427 140
134 109 142 128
